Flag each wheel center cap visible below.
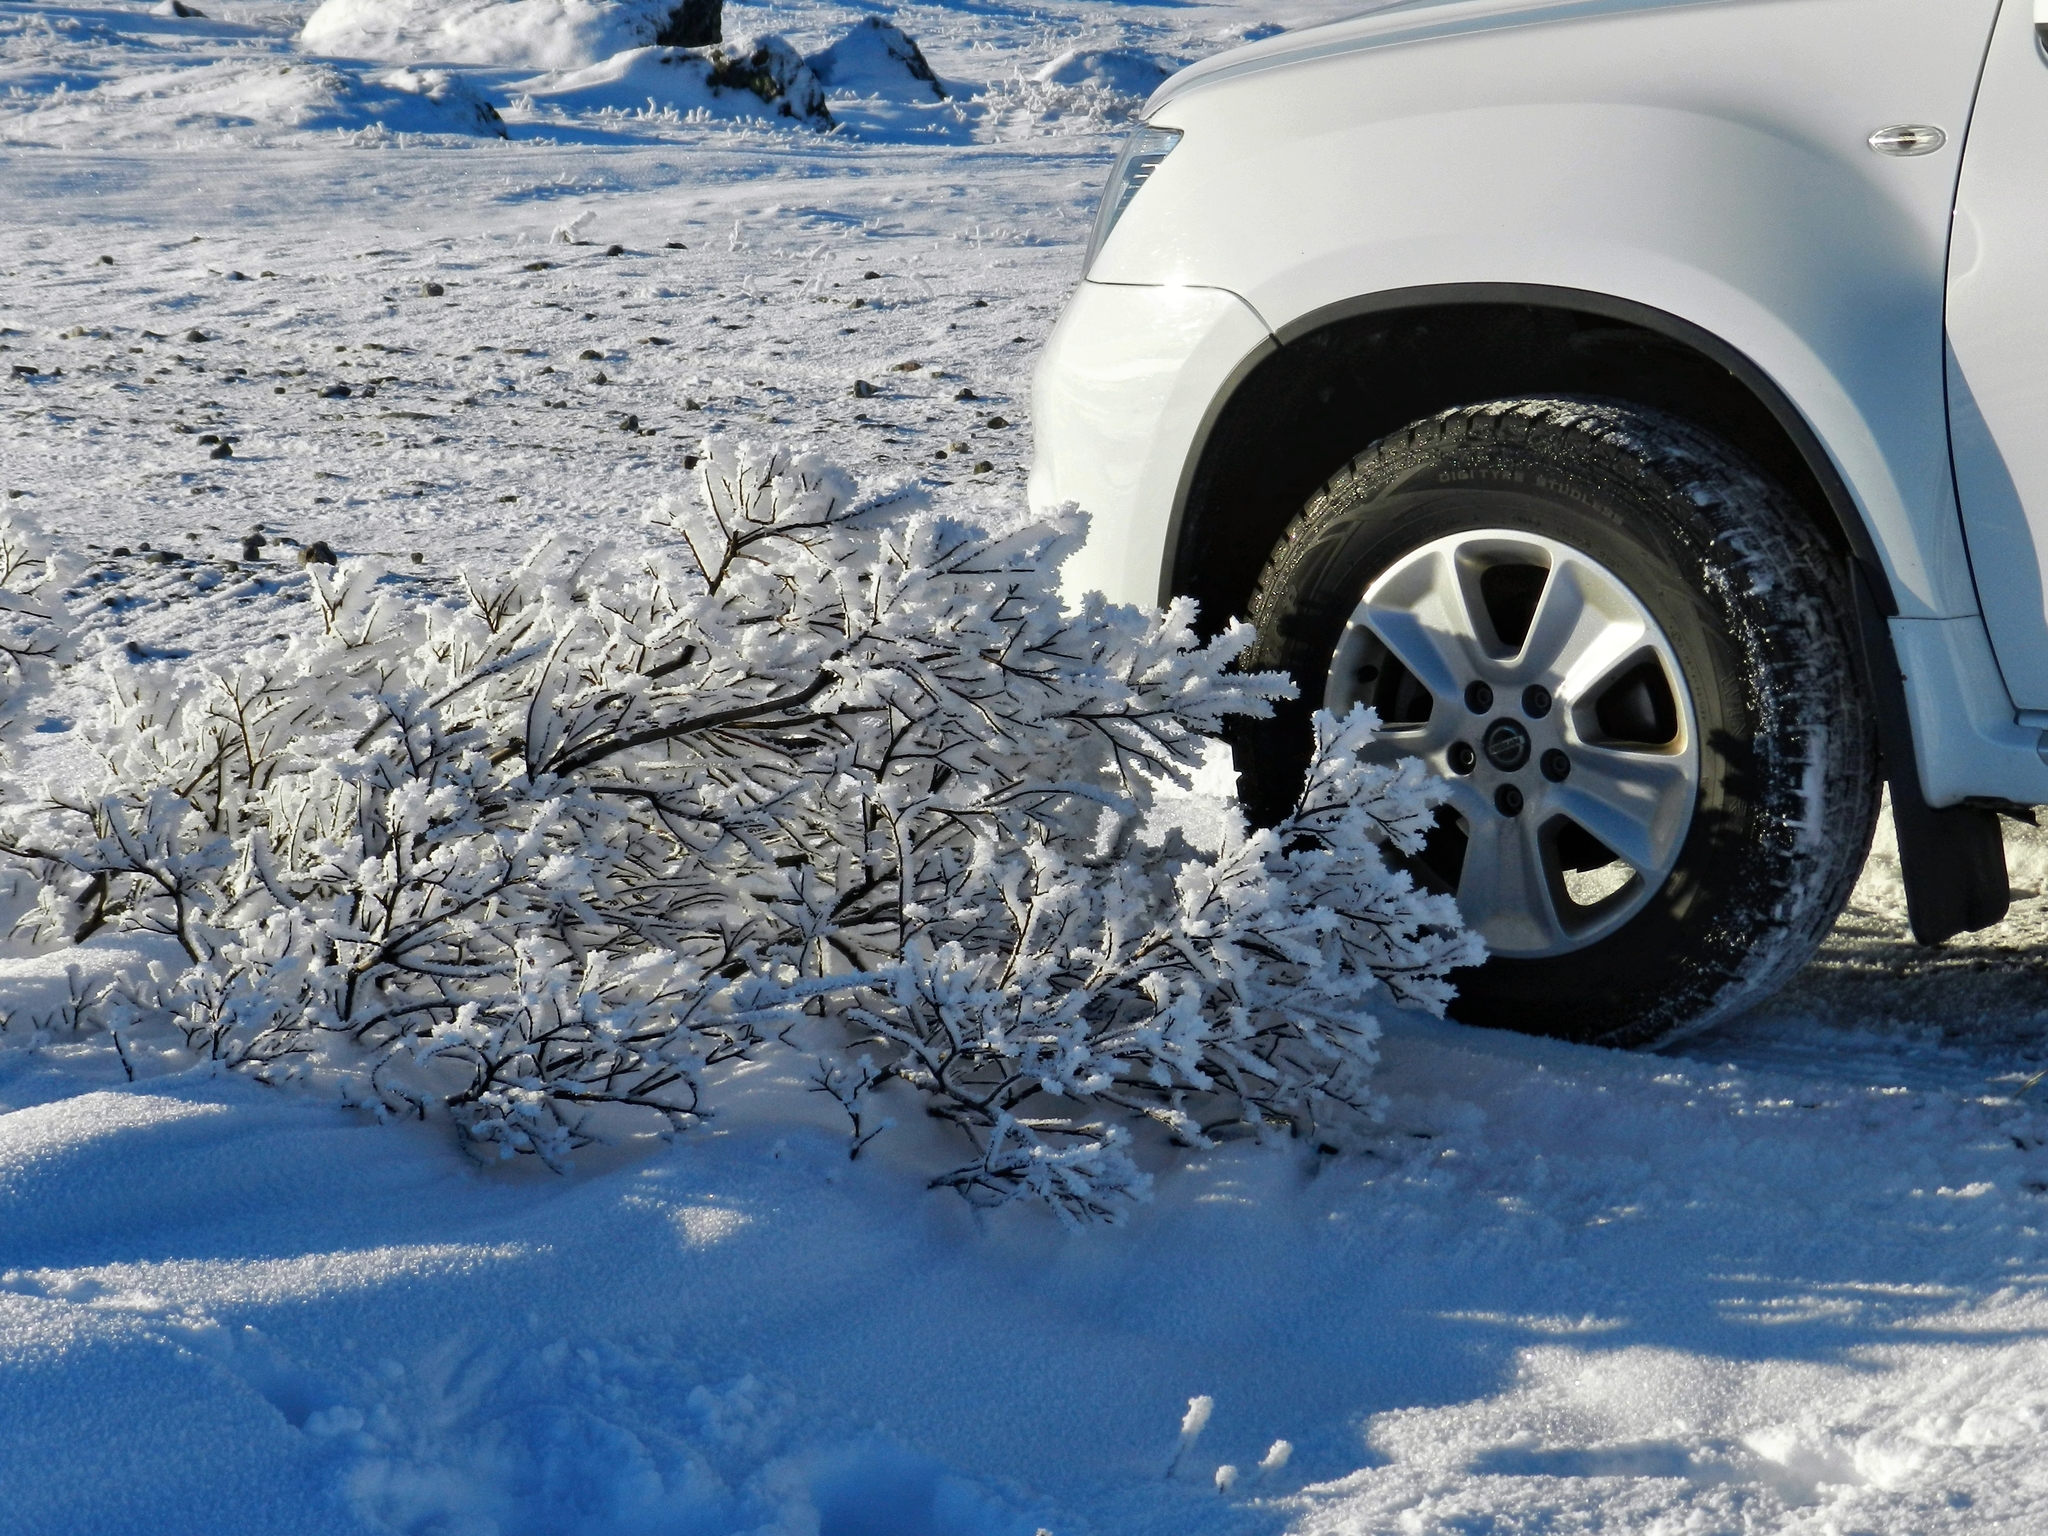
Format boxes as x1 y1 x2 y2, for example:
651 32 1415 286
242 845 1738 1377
1482 717 1532 772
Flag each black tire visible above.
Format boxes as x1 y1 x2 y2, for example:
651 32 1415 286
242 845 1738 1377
1236 398 1879 1046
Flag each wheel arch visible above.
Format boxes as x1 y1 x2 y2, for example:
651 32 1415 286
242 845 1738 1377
1165 284 1892 627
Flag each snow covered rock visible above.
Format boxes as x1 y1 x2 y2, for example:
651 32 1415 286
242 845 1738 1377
807 17 945 102
301 0 718 72
1032 47 1173 99
514 37 829 127
694 35 827 124
149 0 208 16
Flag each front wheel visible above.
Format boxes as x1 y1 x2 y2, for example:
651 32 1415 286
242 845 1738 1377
1236 399 1879 1047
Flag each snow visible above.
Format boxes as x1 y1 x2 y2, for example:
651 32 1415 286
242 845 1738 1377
3 0 2047 1532
5 930 2047 1532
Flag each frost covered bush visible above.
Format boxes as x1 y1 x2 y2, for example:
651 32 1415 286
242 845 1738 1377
0 511 73 762
0 446 1478 1219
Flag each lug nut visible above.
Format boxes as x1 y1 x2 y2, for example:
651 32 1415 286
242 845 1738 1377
1448 741 1476 775
1541 749 1571 782
1495 784 1524 817
1464 680 1494 714
1522 684 1552 718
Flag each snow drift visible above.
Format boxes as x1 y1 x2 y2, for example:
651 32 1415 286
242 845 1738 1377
1033 47 1174 98
349 65 508 135
90 60 508 137
301 0 719 71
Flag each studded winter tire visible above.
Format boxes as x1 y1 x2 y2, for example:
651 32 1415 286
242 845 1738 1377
1235 399 1881 1046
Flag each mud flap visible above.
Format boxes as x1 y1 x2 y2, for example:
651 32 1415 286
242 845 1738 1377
1850 561 2010 945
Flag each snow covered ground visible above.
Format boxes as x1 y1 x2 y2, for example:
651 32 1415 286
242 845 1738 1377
4 2 2048 1532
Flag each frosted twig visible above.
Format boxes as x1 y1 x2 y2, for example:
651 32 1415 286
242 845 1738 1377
1165 1394 1213 1478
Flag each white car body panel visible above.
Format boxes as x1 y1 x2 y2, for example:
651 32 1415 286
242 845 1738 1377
1945 0 2048 706
1032 0 2048 807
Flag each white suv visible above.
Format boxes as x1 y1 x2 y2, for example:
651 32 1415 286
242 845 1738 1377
1031 0 2048 1045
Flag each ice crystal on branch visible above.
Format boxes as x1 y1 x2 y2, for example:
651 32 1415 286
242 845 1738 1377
0 442 1479 1216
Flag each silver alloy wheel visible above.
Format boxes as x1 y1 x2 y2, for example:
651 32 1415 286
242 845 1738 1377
1324 529 1701 958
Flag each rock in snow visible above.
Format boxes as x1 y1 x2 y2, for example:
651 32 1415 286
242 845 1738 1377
513 36 829 126
806 16 947 101
302 0 722 71
658 0 719 46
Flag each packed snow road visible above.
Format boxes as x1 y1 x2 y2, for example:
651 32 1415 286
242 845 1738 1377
3 2 2047 1533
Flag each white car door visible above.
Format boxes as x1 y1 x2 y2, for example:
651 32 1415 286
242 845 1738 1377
1949 0 2048 707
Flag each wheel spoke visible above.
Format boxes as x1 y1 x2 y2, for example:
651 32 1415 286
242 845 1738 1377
1520 557 1647 701
1437 775 1495 827
1547 748 1694 875
1359 546 1487 705
1399 704 1470 757
1454 813 1566 953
